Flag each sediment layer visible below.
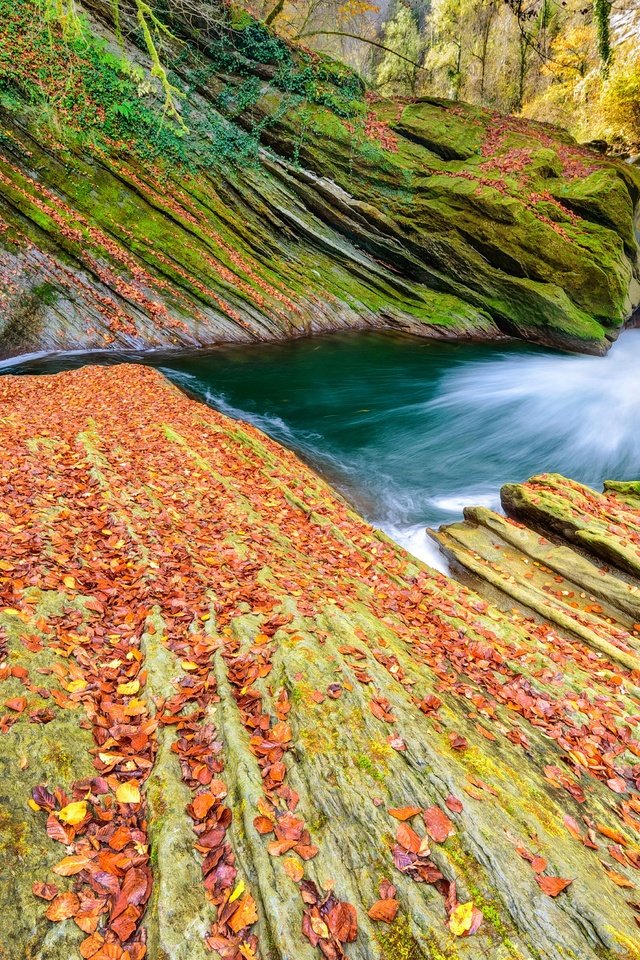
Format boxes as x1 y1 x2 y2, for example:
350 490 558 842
1 365 639 960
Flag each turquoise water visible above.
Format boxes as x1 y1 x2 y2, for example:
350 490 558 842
4 330 640 567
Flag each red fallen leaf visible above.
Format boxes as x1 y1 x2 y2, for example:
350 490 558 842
92 944 126 960
46 813 73 844
253 816 275 834
32 881 58 900
369 697 396 723
607 776 628 794
5 696 26 713
531 857 548 874
46 891 80 921
327 902 358 942
536 876 573 897
379 879 396 900
396 823 425 855
609 845 629 868
418 694 442 714
387 735 406 751
192 792 216 819
33 784 56 811
74 902 105 935
326 683 342 699
293 842 319 860
563 815 583 841
368 899 399 923
276 813 304 841
310 690 325 703
111 905 139 941
79 934 104 959
108 826 132 851
228 893 258 933
445 795 463 814
209 779 228 799
389 806 421 821
423 806 455 843
449 732 468 751
475 723 497 741
110 867 149 921
271 721 291 744
268 838 297 857
269 762 286 783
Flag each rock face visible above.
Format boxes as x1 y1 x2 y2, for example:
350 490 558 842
1 0 639 359
1 364 640 960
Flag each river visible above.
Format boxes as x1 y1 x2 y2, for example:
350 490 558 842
3 329 640 570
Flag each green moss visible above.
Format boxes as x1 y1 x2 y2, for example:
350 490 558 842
377 916 429 960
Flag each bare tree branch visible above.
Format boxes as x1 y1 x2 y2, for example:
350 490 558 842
297 28 426 70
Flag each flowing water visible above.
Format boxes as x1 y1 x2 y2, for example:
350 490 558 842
4 329 640 570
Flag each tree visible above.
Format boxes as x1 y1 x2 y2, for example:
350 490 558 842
376 2 424 95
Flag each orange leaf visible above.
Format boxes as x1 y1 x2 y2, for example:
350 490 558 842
192 792 215 819
228 893 258 934
536 876 573 897
388 806 420 821
423 806 455 843
46 891 80 921
283 857 304 882
53 854 92 876
367 899 399 923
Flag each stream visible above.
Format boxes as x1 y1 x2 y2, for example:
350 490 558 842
3 329 640 570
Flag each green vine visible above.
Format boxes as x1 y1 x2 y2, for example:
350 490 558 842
593 0 612 73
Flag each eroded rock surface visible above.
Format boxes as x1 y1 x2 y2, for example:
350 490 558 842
1 365 639 960
0 0 639 358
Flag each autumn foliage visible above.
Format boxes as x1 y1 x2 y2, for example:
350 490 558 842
1 365 640 958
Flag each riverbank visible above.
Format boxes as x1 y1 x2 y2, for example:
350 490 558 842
3 329 640 568
1 362 639 960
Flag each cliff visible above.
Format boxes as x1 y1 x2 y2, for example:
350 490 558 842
1 363 640 960
1 0 639 358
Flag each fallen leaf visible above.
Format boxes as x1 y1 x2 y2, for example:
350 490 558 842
283 857 304 882
116 781 141 804
32 881 58 900
389 806 421 821
449 901 482 937
45 891 80 921
327 902 358 942
423 805 455 843
53 853 92 876
368 899 399 923
536 876 573 897
228 893 258 933
58 800 87 825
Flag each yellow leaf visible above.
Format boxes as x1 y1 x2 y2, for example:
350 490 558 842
28 798 41 812
63 576 76 590
98 752 124 764
67 679 87 693
58 800 87 825
123 698 147 717
449 901 474 937
116 781 141 804
229 879 245 903
0 560 14 571
117 679 140 696
180 661 198 671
